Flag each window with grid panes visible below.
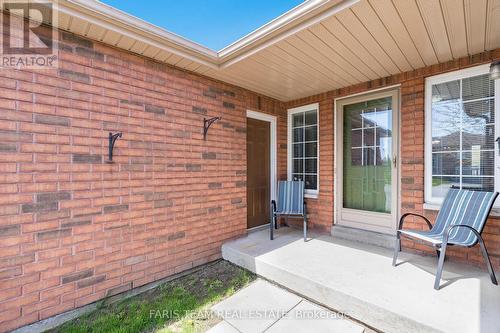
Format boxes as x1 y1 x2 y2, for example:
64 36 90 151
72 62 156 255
288 104 318 196
426 65 498 203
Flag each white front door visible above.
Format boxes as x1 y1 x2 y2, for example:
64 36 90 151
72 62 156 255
336 89 399 234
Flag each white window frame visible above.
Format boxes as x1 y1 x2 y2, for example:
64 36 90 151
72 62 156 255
425 64 500 205
287 103 319 198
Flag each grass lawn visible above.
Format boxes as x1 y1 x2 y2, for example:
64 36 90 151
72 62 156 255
50 260 255 333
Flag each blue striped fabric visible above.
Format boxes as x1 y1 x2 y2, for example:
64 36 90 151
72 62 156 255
400 189 498 246
276 181 304 215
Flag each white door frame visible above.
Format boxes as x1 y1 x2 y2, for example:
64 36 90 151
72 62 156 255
334 87 401 235
246 110 277 203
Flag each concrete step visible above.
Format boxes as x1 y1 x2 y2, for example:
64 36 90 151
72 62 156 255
222 228 500 333
210 279 366 333
331 225 396 249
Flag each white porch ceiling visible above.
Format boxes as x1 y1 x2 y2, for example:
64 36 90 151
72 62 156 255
53 0 500 101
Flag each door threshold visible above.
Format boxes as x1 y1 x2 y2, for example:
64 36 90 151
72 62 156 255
247 224 269 233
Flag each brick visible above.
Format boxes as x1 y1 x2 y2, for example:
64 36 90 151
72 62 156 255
120 99 143 107
223 90 236 97
0 224 20 237
59 69 91 83
203 90 216 98
0 267 22 279
103 204 128 214
0 143 17 152
75 46 104 61
223 101 235 109
61 218 92 228
208 86 223 94
202 152 216 159
144 59 167 72
62 269 93 284
144 192 166 201
231 198 242 204
22 201 58 213
192 106 207 114
72 154 102 163
235 181 246 187
106 282 132 297
185 163 201 171
36 191 71 203
401 177 414 184
167 231 185 241
153 199 173 208
145 104 165 115
77 275 105 289
208 206 222 213
208 182 222 189
62 31 93 48
37 228 71 241
0 253 34 268
34 114 70 127
124 255 144 266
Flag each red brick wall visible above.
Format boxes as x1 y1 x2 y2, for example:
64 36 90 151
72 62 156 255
0 27 286 331
285 49 500 269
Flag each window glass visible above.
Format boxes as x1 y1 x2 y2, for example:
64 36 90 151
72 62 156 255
290 109 318 191
430 73 495 200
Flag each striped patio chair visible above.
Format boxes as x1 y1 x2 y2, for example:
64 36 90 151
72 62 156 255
393 188 498 290
271 181 307 241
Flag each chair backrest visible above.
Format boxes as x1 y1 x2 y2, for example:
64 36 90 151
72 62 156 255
434 189 498 245
276 181 304 214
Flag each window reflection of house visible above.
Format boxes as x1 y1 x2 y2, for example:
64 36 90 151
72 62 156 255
350 108 392 166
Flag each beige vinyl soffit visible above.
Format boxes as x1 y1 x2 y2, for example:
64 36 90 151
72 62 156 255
59 0 360 69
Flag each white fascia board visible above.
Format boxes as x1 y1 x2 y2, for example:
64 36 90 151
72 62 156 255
61 0 218 67
57 0 359 70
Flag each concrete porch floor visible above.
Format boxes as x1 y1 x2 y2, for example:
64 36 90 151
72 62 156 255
222 228 500 333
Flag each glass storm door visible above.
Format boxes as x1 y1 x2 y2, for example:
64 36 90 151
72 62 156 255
337 90 399 233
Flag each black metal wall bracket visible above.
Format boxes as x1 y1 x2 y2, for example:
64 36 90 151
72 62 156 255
106 132 122 163
204 117 221 140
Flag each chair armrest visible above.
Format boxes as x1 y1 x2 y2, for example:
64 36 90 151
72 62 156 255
442 224 480 243
398 213 433 231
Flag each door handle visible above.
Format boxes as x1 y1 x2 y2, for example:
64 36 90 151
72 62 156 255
496 137 500 155
392 155 397 168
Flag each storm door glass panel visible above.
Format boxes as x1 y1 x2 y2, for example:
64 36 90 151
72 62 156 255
343 97 393 213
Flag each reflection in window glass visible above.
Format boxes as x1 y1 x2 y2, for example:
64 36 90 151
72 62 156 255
343 97 393 213
430 74 495 199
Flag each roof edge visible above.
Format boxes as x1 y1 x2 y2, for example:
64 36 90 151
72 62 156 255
56 0 358 69
61 0 218 61
217 0 330 56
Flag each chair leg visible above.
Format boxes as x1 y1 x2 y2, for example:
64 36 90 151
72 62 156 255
392 233 400 267
270 213 274 240
303 203 307 241
477 235 498 285
303 215 307 241
434 242 448 290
